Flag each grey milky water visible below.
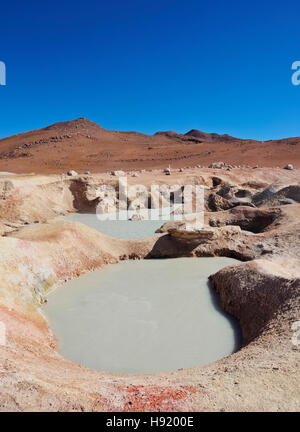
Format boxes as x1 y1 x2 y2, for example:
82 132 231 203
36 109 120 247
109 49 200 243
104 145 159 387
44 257 241 374
64 208 178 239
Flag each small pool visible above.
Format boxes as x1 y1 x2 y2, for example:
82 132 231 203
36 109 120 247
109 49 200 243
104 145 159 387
64 207 180 239
44 257 241 374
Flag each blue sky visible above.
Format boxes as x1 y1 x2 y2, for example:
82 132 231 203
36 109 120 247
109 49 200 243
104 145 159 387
0 0 299 140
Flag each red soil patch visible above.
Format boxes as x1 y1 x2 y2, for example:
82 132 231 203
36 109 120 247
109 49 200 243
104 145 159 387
120 384 198 412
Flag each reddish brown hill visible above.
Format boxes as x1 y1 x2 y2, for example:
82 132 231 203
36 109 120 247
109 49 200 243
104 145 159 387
0 118 299 173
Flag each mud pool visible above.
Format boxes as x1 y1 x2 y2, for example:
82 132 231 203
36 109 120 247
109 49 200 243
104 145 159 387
44 257 241 374
64 208 180 239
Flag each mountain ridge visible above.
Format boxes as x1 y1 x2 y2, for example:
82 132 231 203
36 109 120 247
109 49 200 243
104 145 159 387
0 118 299 173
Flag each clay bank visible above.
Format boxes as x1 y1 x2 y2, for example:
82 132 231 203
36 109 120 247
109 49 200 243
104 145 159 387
0 167 300 411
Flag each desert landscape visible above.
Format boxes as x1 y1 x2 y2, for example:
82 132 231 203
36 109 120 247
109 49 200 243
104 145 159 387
0 118 299 411
1 118 300 174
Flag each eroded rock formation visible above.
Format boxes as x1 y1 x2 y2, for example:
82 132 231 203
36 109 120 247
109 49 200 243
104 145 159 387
0 167 299 411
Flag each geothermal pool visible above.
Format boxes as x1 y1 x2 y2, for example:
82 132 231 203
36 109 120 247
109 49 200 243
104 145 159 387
44 257 241 374
65 208 178 239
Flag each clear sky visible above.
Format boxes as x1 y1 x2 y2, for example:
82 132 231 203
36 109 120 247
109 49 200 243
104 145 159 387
0 0 299 140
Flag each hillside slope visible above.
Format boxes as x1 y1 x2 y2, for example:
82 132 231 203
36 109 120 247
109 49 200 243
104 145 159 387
0 118 299 173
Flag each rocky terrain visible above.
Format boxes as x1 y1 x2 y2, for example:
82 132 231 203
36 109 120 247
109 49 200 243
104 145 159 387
1 118 300 173
0 166 299 411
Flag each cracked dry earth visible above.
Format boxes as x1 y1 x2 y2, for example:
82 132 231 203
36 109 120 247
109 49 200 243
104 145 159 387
0 167 299 412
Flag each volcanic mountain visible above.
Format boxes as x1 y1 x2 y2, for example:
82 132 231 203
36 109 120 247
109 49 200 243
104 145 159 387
0 117 299 173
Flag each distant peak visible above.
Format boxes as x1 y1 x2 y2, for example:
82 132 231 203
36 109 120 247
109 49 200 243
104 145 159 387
154 130 181 138
44 117 105 131
185 129 209 139
185 129 238 141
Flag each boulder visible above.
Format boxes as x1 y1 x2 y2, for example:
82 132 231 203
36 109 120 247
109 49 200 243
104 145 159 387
156 220 186 233
129 213 145 221
168 226 216 240
163 223 241 241
111 170 125 176
207 193 233 212
67 170 78 176
209 161 230 169
284 164 293 170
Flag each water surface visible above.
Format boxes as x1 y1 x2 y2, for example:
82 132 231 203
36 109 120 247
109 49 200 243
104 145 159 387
64 208 179 239
44 257 241 374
